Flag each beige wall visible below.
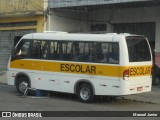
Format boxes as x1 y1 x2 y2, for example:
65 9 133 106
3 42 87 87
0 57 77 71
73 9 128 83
0 0 45 32
0 0 44 15
49 9 89 33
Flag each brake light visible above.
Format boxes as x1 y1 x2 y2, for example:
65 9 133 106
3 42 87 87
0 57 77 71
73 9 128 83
123 69 129 80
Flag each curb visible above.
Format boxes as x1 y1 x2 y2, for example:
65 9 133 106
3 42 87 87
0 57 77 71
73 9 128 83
0 71 7 84
0 83 7 85
0 71 6 76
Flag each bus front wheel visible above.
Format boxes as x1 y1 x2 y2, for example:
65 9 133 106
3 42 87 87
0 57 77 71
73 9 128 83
16 76 30 94
77 84 94 103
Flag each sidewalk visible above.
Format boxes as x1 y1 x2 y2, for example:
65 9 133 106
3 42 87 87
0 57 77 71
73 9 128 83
0 71 160 104
0 71 7 85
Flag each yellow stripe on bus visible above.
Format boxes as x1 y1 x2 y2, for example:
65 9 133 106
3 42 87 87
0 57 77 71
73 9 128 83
10 60 152 77
129 66 152 77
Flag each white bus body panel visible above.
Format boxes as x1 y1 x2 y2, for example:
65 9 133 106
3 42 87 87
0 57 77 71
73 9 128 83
7 33 152 96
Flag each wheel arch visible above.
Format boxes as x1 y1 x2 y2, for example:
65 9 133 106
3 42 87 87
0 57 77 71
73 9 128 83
74 79 95 95
14 72 31 87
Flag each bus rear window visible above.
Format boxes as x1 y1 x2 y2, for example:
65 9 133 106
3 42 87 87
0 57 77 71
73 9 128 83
126 36 151 62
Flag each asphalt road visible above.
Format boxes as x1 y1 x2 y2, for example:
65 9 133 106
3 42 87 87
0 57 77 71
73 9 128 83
0 84 160 120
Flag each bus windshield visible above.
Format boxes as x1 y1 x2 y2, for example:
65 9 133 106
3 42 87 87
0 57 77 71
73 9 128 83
126 36 151 62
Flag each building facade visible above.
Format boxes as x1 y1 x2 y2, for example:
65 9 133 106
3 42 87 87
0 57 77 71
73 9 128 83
47 0 160 53
1 0 160 70
0 0 45 70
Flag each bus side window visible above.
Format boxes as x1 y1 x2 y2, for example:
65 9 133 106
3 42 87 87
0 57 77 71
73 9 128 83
78 43 85 61
66 42 72 60
31 40 41 59
88 43 97 62
108 43 119 64
71 42 79 61
83 42 93 62
42 41 50 59
95 43 104 62
61 42 72 61
100 43 109 63
16 40 31 58
83 43 89 62
50 41 59 60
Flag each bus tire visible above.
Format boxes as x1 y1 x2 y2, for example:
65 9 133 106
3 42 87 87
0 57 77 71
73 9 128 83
16 76 30 94
154 76 160 85
77 84 94 103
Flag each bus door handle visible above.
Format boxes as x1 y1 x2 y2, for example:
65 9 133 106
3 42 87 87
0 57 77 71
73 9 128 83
49 80 55 82
64 81 70 83
100 84 107 87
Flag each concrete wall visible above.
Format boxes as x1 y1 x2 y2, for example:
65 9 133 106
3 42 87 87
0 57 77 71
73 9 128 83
0 16 44 70
49 6 160 51
0 0 45 70
48 9 89 32
49 0 149 8
155 17 160 52
0 30 36 70
89 6 159 23
89 6 160 51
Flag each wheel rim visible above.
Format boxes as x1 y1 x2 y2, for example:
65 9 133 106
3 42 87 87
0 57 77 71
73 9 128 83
19 81 28 92
80 87 90 100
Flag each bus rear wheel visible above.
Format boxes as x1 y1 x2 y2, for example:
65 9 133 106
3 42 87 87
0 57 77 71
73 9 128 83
152 74 160 85
16 76 30 94
77 84 94 103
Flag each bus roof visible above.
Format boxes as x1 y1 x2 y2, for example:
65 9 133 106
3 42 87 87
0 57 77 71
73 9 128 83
21 33 142 42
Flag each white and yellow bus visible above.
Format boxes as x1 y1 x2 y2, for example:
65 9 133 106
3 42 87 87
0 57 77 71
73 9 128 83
7 32 152 103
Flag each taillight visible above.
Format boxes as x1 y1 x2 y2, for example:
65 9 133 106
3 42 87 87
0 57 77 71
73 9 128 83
123 69 129 80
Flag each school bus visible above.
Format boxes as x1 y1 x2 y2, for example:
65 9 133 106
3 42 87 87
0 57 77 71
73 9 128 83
7 32 152 103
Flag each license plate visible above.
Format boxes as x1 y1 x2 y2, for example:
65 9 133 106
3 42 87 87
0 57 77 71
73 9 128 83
137 87 143 91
